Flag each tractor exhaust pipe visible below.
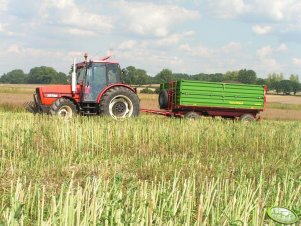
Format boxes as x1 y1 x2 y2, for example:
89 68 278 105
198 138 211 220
71 58 76 93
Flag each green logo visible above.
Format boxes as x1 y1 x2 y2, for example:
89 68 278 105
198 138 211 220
267 207 299 224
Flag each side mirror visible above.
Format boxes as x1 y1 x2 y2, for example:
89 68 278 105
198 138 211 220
122 68 129 76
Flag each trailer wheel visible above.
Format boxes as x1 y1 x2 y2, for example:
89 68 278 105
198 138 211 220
184 111 200 120
159 89 168 109
100 86 140 119
239 114 255 122
49 98 77 118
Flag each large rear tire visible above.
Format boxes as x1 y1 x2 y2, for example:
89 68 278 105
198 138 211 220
158 89 168 109
49 98 77 118
100 87 140 119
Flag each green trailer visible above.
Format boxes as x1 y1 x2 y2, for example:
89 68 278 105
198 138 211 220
141 80 267 121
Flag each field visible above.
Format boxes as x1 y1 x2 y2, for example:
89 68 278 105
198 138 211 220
0 84 301 225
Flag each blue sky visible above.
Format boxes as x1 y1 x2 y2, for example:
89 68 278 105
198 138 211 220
1 0 301 78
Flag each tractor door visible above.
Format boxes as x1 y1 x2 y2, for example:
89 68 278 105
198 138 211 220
83 64 107 102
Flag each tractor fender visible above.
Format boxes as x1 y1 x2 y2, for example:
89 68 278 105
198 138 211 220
60 96 80 110
96 84 136 103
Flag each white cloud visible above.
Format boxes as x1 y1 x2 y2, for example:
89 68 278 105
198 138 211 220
220 42 242 53
40 0 112 34
252 25 272 35
277 43 288 52
253 0 301 21
256 45 283 72
68 28 95 36
207 0 301 22
180 43 211 57
118 40 137 50
145 31 195 48
0 23 15 36
257 46 273 58
6 44 52 57
0 0 7 11
115 1 199 37
1 44 74 73
208 0 250 18
293 58 301 67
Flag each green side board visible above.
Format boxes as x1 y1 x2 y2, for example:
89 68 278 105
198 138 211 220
161 80 265 110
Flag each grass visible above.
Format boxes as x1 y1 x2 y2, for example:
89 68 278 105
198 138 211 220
0 113 301 224
267 102 301 111
0 84 36 94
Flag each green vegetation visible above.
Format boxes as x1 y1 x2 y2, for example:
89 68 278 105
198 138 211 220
0 103 26 112
0 86 34 94
1 113 301 224
267 102 301 111
0 66 68 84
1 65 301 95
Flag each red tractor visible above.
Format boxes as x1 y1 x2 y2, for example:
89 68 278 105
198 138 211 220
28 54 140 119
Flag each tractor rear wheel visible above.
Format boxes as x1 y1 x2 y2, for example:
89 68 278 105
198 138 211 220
100 87 140 119
49 98 77 118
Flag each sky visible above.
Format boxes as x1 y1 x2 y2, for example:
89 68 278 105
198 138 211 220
1 0 301 78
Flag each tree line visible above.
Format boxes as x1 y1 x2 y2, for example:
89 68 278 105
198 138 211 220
1 65 300 95
0 66 68 84
122 66 301 95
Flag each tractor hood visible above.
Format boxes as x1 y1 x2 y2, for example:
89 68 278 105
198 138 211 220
37 84 81 106
39 84 73 95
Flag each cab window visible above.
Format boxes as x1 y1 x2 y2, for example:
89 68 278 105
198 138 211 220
76 68 85 84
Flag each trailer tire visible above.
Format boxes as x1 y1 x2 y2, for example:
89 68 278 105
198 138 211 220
100 86 140 119
239 114 255 122
159 89 168 109
184 111 200 120
49 98 77 118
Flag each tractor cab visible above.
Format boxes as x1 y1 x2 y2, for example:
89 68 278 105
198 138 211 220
76 60 122 102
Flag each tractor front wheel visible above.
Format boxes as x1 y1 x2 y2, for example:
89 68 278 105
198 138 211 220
49 98 77 118
100 87 140 119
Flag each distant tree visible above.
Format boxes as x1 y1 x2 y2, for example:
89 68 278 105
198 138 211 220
266 73 284 90
155 69 173 83
274 81 281 94
223 71 239 82
135 69 149 85
172 73 190 81
256 78 266 85
192 73 211 81
290 81 301 95
27 66 68 84
209 73 223 82
289 74 299 83
237 69 257 84
0 69 27 84
123 66 150 85
279 80 293 95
